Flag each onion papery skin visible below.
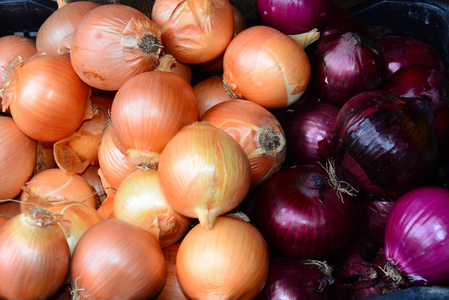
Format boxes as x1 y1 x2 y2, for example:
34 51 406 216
1 54 92 142
36 1 100 54
377 35 445 79
70 219 167 299
151 0 184 27
0 116 37 199
160 0 234 64
252 164 359 260
158 121 252 229
201 99 286 188
223 25 311 110
70 4 162 91
382 64 449 161
0 35 36 90
333 90 439 197
19 168 98 212
114 169 193 248
111 71 199 169
308 31 385 106
193 75 232 117
97 124 137 190
34 141 57 175
0 207 70 300
285 99 340 166
257 0 333 35
385 186 449 284
156 53 192 84
176 216 269 300
81 165 107 203
157 242 187 300
257 257 333 300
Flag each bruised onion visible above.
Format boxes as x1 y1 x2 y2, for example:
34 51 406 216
252 164 359 259
309 31 385 106
0 116 37 199
333 90 439 197
70 219 167 299
111 71 199 169
201 99 286 187
69 4 162 91
158 122 251 229
176 215 269 299
223 25 311 110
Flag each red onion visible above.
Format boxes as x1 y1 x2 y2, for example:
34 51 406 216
257 257 334 300
376 35 445 79
308 32 386 106
251 164 359 260
384 186 449 285
321 6 360 38
333 90 439 197
285 98 340 166
256 0 333 35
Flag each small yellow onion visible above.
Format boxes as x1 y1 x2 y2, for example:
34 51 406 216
0 207 70 300
98 124 137 190
70 219 167 299
176 215 269 299
114 169 193 248
0 116 37 199
69 4 163 91
158 121 251 229
193 75 232 117
36 1 100 54
19 168 98 212
110 70 199 169
201 99 286 187
156 241 187 300
223 25 311 109
47 201 103 255
53 92 112 174
160 0 234 64
1 54 93 142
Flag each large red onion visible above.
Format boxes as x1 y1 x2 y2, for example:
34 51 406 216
285 98 340 166
251 164 359 260
333 90 439 197
321 6 360 38
308 32 385 106
376 35 445 79
257 257 334 300
256 0 333 35
383 186 449 285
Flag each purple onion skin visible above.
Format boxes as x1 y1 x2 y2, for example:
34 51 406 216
256 0 333 35
321 6 361 38
309 32 386 106
377 35 445 79
286 99 340 166
385 186 449 285
333 90 439 198
257 258 332 300
252 164 359 260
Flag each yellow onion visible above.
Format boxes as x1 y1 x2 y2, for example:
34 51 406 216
160 0 234 64
114 169 192 248
176 215 269 299
97 124 137 190
47 201 103 255
1 54 93 142
0 200 21 218
110 70 199 169
19 168 98 212
53 92 111 174
193 75 232 117
36 1 100 54
158 121 251 229
70 219 167 299
0 207 70 300
223 25 311 109
201 99 286 187
151 0 184 27
69 4 162 91
0 116 37 199
155 53 192 84
157 242 187 300
96 191 116 220
80 165 107 203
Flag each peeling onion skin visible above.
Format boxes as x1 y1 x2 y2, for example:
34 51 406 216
70 219 167 299
223 25 311 110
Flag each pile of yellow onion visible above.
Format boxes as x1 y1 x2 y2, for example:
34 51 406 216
0 0 313 298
